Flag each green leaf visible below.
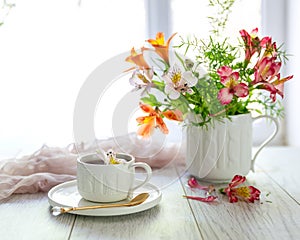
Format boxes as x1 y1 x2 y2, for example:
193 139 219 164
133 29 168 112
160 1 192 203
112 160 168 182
140 94 162 107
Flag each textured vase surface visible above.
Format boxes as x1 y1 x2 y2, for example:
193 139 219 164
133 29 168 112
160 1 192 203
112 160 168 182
186 114 254 182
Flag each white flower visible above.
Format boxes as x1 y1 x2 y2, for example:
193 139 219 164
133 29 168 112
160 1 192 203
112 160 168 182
129 68 154 92
163 64 197 99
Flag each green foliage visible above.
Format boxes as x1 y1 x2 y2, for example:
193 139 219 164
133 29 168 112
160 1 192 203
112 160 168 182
196 37 238 74
207 0 236 36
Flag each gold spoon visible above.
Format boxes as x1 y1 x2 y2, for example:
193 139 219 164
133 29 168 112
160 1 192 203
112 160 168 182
51 192 150 216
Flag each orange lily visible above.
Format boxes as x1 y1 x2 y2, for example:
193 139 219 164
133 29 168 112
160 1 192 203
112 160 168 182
136 103 168 137
136 115 157 138
136 103 183 138
163 109 183 121
146 32 177 65
125 47 150 71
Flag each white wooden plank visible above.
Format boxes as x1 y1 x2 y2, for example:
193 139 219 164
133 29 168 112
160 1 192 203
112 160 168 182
255 146 300 203
182 170 300 240
1 147 299 240
70 165 202 240
0 193 75 240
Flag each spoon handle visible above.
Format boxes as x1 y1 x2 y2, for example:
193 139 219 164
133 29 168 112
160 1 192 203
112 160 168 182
51 193 149 216
63 202 134 213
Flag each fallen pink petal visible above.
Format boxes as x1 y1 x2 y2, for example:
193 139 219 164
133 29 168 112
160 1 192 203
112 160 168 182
188 177 209 191
188 177 216 194
183 195 218 202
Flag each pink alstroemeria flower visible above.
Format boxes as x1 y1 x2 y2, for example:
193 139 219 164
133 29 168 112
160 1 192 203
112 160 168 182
221 175 261 203
252 57 293 101
256 74 293 102
240 28 270 62
253 57 281 84
260 37 277 58
217 66 249 105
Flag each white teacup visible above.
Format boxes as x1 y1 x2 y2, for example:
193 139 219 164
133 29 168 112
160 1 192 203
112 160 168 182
77 153 152 202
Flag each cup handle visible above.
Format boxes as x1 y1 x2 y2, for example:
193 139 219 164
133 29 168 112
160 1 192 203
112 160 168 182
251 115 279 171
129 162 152 192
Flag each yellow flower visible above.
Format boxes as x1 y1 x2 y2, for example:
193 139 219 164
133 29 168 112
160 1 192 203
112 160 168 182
146 32 177 65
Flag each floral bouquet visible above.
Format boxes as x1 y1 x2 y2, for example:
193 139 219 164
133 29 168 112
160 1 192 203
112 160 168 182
125 4 293 138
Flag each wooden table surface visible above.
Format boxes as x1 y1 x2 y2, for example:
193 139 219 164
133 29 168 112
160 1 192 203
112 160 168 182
0 146 300 240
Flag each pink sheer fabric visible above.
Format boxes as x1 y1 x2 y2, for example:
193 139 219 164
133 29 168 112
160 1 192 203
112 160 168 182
0 146 77 200
0 134 184 200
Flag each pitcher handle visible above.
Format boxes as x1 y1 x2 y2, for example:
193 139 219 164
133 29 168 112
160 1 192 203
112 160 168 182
251 115 279 171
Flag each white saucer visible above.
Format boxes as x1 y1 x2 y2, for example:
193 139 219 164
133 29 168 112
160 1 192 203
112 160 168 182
48 180 162 216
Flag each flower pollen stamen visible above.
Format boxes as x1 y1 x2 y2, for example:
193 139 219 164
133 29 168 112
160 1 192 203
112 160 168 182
236 186 251 198
171 71 182 84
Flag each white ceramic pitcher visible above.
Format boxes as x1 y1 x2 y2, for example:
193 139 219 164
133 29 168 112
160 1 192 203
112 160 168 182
186 113 278 182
